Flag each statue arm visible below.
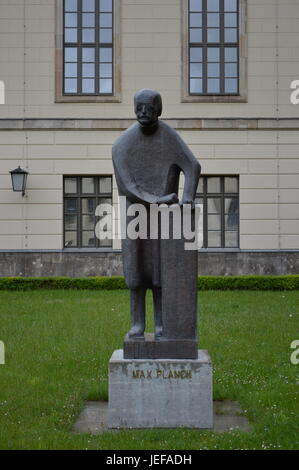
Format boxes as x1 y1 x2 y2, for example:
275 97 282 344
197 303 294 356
113 159 158 205
176 137 201 203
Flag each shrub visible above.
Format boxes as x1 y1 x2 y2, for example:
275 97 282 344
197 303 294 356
0 275 298 291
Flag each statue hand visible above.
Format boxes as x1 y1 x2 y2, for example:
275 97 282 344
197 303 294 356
157 193 179 205
180 198 195 209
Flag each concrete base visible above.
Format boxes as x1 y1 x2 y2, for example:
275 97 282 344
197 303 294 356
108 349 213 429
124 333 198 360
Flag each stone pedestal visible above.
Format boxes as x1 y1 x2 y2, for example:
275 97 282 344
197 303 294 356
108 349 213 429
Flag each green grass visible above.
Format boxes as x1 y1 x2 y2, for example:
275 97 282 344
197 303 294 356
0 290 298 450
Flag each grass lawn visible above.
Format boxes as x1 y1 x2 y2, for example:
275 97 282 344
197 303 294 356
0 289 298 450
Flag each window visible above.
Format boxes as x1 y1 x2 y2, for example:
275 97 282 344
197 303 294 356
182 0 247 102
64 176 113 248
56 0 121 102
196 176 239 248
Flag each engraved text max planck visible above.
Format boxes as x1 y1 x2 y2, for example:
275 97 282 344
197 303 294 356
132 369 192 379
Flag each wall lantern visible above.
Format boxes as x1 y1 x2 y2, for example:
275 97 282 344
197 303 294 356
10 166 28 196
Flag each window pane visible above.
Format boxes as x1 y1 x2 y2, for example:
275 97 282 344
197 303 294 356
190 78 202 93
99 177 112 194
97 198 113 219
65 13 77 27
224 0 237 12
225 28 237 42
65 28 77 42
225 63 237 77
207 47 220 62
190 47 202 62
100 79 113 93
207 0 219 12
65 198 77 212
82 198 96 213
100 0 113 12
225 197 238 214
207 198 221 213
190 13 202 28
208 231 221 247
207 177 221 192
225 177 238 193
100 235 112 248
65 215 77 230
190 28 202 43
65 232 77 247
65 63 77 77
225 231 238 247
225 47 237 62
207 78 220 93
65 48 77 62
207 63 220 77
100 13 113 27
82 48 95 62
207 13 219 27
100 28 112 43
197 178 203 193
83 28 95 42
65 0 77 12
82 78 95 93
208 214 221 231
225 213 238 231
82 63 95 77
65 177 77 193
225 78 238 93
100 47 112 62
100 63 112 78
190 0 202 12
83 231 96 247
83 215 95 230
190 63 203 78
83 13 95 27
225 13 237 27
207 29 219 43
82 178 95 194
195 197 203 206
65 78 77 93
82 0 95 12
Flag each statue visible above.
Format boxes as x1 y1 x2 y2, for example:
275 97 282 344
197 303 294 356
112 89 201 358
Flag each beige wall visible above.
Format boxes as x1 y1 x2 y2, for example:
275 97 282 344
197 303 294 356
0 127 298 250
0 0 298 251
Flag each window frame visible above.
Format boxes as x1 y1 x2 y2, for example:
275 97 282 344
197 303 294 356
55 0 121 102
181 0 247 103
63 175 113 249
196 175 240 249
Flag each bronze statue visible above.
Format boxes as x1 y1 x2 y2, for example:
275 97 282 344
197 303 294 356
112 89 201 356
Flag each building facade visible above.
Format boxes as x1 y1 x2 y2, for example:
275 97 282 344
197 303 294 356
0 0 298 277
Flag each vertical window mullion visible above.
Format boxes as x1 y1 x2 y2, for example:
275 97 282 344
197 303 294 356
95 0 100 94
220 0 225 94
203 0 207 94
78 0 82 94
221 177 225 248
203 177 208 248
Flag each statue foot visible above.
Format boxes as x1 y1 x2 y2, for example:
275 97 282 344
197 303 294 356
128 325 145 338
155 326 163 338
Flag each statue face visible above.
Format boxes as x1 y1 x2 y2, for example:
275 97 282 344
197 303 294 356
135 98 160 128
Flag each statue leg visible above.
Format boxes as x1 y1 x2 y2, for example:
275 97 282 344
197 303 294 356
128 287 146 338
153 287 163 338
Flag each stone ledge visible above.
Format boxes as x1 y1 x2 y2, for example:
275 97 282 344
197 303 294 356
0 118 299 131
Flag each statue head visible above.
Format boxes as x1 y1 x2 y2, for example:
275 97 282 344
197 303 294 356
134 89 162 128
